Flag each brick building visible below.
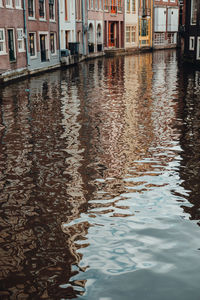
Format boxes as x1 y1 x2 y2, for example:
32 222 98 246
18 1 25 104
88 0 104 54
26 0 60 73
104 0 124 49
0 0 27 77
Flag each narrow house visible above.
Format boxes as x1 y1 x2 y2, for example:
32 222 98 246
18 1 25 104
138 0 153 48
0 0 27 80
26 0 60 74
87 0 104 56
125 0 139 51
104 0 124 49
153 0 179 49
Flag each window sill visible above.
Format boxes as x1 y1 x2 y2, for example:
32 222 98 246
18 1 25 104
39 18 46 22
0 52 7 55
28 17 36 20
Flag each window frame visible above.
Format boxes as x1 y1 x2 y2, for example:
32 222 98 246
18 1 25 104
28 0 35 19
15 0 22 9
0 28 6 55
6 0 13 8
189 36 195 51
49 0 55 21
17 28 25 52
29 32 37 58
50 32 56 55
39 0 46 20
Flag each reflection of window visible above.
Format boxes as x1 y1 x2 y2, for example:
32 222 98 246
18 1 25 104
0 29 6 54
191 0 197 25
126 26 130 43
28 0 35 17
50 32 56 54
168 33 176 44
189 36 195 50
17 29 24 51
29 32 37 57
39 0 45 18
49 0 55 20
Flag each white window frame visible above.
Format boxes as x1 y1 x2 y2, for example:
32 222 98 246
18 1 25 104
0 29 6 55
29 32 37 58
197 37 200 60
49 0 55 21
191 0 197 25
28 0 35 19
39 0 46 20
0 0 3 7
15 0 22 8
189 36 195 51
17 28 25 52
6 0 13 8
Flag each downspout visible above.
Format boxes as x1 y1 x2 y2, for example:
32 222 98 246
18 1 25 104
82 0 85 55
57 0 61 62
23 0 29 67
150 0 153 48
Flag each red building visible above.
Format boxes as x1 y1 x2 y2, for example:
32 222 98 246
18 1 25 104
0 0 27 77
25 0 60 73
104 0 124 49
153 0 179 49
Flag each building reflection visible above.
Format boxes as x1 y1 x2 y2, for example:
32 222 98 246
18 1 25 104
178 67 200 225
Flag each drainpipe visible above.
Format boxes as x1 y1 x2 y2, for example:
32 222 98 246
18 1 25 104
23 0 29 67
57 0 61 62
82 0 85 56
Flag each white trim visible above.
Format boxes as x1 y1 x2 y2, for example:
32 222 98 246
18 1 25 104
29 32 37 59
189 36 195 51
196 37 200 60
17 28 25 52
0 28 6 55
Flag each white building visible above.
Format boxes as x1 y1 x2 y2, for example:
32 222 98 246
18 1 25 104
153 1 179 49
125 0 138 50
59 0 77 55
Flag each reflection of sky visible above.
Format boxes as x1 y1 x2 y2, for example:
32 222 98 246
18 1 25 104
62 52 200 300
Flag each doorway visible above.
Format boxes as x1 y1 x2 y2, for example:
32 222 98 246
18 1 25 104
109 22 115 47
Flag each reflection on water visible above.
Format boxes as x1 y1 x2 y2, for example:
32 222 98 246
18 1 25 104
0 50 200 299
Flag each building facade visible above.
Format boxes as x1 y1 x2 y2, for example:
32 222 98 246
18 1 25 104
153 0 179 49
184 0 200 64
125 0 138 50
0 0 27 76
88 0 104 54
60 0 76 56
75 0 88 56
26 0 60 73
104 0 124 49
138 0 153 48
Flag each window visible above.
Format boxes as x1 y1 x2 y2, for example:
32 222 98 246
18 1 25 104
191 0 197 25
132 0 135 13
0 29 6 54
168 33 176 44
118 0 122 12
196 37 200 60
17 28 24 51
104 0 108 11
28 0 35 17
50 32 56 54
65 0 68 20
39 0 45 18
126 26 136 43
29 32 37 57
154 33 165 45
126 26 131 43
15 0 22 8
0 0 3 6
189 36 195 50
49 0 55 20
126 0 130 12
6 0 13 7
8 29 16 61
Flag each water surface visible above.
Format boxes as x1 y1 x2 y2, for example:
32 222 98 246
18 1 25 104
0 50 200 299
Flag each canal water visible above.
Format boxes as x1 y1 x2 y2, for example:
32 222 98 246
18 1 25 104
0 50 200 299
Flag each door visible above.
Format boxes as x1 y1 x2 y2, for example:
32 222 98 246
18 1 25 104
109 22 115 47
40 34 46 62
8 29 15 62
